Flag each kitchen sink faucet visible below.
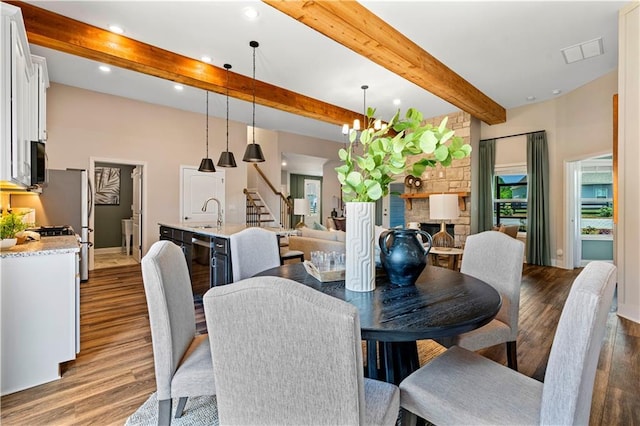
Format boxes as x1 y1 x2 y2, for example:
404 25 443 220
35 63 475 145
201 197 223 228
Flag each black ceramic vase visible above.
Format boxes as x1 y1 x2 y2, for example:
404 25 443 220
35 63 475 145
379 228 433 287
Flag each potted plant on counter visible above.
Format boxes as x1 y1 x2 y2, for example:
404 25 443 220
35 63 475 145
1 212 29 249
335 108 472 291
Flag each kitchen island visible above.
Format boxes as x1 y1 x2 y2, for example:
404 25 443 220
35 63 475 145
0 236 80 395
158 223 294 292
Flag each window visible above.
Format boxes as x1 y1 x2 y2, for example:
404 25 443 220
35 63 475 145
494 172 528 232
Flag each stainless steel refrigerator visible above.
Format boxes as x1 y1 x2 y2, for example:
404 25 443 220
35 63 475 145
12 169 92 281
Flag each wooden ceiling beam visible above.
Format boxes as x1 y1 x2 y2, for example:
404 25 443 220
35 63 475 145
8 1 362 127
263 0 506 125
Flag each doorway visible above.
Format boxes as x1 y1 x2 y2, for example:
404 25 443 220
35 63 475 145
566 155 613 268
290 174 322 226
386 182 406 228
89 157 147 271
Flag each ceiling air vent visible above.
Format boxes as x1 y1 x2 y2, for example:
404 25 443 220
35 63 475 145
561 37 604 64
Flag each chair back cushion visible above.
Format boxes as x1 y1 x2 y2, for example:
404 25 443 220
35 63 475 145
203 276 366 425
141 241 196 399
229 227 281 281
540 261 616 425
461 231 525 339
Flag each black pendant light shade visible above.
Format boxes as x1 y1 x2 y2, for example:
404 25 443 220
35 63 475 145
243 143 265 163
243 40 265 163
217 63 237 168
198 157 216 172
197 90 216 172
217 151 237 168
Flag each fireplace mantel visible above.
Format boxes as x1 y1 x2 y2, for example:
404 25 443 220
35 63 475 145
399 191 470 211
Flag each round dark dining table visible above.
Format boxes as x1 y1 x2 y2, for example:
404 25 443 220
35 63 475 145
255 263 502 385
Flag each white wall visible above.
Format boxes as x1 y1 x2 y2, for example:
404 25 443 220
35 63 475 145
481 71 618 268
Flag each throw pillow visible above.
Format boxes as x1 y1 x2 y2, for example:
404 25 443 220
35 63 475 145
312 221 328 231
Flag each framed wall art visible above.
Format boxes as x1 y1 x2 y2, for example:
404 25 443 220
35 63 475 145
95 166 121 205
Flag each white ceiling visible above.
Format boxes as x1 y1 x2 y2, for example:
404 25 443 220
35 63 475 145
27 0 624 148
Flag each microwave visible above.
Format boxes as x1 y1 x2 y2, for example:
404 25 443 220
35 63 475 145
31 141 46 185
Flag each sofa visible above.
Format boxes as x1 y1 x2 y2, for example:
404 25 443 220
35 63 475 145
288 227 346 261
288 224 388 261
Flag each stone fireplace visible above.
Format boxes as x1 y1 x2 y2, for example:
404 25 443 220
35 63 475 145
402 110 472 248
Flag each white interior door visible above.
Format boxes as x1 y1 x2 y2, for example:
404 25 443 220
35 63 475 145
181 167 225 224
131 166 142 262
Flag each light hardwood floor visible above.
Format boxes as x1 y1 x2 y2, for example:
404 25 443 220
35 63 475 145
1 264 638 425
94 250 139 269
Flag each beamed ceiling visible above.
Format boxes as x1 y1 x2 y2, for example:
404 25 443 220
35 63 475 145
5 1 624 144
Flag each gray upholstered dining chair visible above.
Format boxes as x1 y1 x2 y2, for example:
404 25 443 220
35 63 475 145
436 230 525 369
229 227 281 281
400 261 617 426
141 241 216 426
203 276 400 425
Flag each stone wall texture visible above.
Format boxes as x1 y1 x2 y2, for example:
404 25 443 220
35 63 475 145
402 111 471 247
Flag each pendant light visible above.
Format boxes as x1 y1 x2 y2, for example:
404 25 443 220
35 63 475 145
243 40 265 163
197 90 216 172
360 84 368 131
340 84 384 137
217 63 237 168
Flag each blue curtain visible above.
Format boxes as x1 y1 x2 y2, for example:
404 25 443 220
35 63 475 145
526 131 551 265
478 139 496 232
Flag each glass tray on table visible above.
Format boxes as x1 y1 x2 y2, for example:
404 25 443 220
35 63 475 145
303 260 345 282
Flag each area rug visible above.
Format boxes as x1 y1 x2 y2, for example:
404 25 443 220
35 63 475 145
125 393 219 425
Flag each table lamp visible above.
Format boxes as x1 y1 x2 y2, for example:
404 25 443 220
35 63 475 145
294 198 310 229
429 194 459 250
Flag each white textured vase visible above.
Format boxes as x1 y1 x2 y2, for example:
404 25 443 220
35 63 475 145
345 202 375 292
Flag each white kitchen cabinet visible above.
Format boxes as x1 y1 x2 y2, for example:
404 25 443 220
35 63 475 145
31 55 48 142
1 3 48 187
1 248 79 396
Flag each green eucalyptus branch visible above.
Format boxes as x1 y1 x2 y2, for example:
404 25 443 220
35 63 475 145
336 108 472 202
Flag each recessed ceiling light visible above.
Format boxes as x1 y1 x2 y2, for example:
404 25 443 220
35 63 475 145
108 25 124 34
552 89 562 95
526 96 536 101
393 99 401 106
281 161 287 167
99 65 111 73
243 7 259 20
200 56 212 64
174 84 184 91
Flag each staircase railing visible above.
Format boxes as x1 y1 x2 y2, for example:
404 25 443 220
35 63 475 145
251 164 293 228
243 189 265 227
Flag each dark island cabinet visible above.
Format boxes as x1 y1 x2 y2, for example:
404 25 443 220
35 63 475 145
211 237 232 286
159 226 193 277
159 226 233 295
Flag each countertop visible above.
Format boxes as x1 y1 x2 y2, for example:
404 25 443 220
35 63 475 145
158 222 297 238
0 236 80 259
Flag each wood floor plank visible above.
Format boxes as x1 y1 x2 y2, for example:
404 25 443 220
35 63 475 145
1 263 638 425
